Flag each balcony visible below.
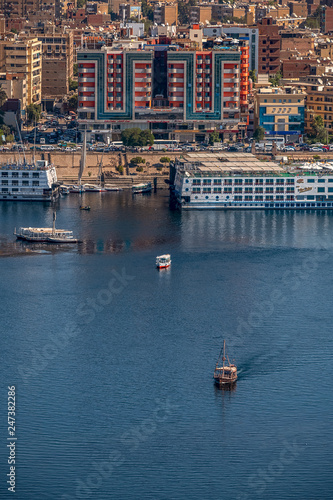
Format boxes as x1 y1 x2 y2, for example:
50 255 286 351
116 78 122 83
205 78 210 83
197 97 203 101
116 97 122 102
197 86 203 91
204 69 210 74
197 69 203 74
197 77 203 83
108 77 114 82
108 87 114 92
205 87 210 92
116 68 122 74
78 77 95 83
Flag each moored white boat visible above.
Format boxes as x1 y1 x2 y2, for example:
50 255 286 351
83 183 107 192
132 182 152 194
69 184 85 193
14 212 78 243
156 254 171 269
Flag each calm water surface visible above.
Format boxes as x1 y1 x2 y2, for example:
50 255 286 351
0 192 332 499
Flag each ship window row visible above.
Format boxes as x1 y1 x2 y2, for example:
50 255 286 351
307 178 333 183
318 187 333 192
193 178 294 186
1 180 39 186
192 187 294 194
1 172 39 178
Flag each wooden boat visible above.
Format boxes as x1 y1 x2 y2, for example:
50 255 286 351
213 340 237 386
156 254 171 269
80 205 90 210
14 212 78 243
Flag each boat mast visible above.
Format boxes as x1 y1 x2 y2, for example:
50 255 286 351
78 128 87 186
52 211 56 236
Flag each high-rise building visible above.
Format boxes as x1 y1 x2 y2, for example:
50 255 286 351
257 17 281 75
37 29 74 97
0 36 42 104
77 40 249 142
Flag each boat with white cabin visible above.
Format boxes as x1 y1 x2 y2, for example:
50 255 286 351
132 182 152 194
0 159 58 201
14 213 78 243
173 153 333 210
156 254 171 269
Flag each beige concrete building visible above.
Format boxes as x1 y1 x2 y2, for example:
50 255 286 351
0 36 42 105
37 30 74 97
0 0 39 17
190 6 212 24
254 87 306 136
0 72 27 110
154 3 178 26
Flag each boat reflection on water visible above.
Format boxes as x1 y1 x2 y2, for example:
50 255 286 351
214 381 237 393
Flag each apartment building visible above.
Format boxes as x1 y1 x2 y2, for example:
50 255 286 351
154 3 178 26
0 37 42 105
0 72 27 110
257 17 281 74
254 87 305 137
0 0 38 17
37 30 74 97
190 6 212 25
203 26 259 74
305 84 333 135
77 41 249 142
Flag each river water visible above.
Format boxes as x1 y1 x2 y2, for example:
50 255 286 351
0 191 332 499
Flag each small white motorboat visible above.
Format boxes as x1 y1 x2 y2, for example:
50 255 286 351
156 254 171 269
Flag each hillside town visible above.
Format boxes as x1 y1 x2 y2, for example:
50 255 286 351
0 0 332 151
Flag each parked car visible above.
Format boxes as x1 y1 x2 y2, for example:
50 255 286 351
284 146 296 151
309 147 324 152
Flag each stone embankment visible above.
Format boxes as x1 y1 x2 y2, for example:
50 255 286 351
0 151 180 188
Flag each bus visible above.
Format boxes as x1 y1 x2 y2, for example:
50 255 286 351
150 139 180 151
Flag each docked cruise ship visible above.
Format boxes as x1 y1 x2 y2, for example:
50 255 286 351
173 153 333 210
0 159 58 201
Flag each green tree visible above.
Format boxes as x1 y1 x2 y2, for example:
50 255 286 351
160 156 171 163
209 130 221 145
6 133 15 143
141 0 154 20
68 94 78 110
69 78 78 91
0 85 8 107
249 69 257 83
253 126 265 141
130 156 146 165
178 0 197 25
121 128 154 147
311 115 327 143
269 71 282 87
77 0 86 8
26 104 41 124
73 64 78 77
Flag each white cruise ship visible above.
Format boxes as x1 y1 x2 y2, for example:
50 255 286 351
173 153 333 210
0 159 58 201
